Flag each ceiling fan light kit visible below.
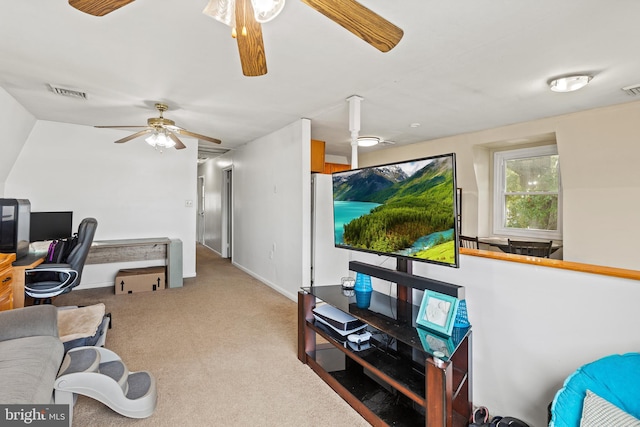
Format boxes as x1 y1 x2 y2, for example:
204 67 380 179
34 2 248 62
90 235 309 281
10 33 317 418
145 131 176 150
202 0 284 24
251 0 286 23
203 0 237 27
357 136 380 147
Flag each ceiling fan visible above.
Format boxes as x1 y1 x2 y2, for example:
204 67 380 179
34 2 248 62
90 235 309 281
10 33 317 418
68 0 404 77
96 103 222 150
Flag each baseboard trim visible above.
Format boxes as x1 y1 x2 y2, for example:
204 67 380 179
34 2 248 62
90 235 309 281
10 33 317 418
231 261 297 302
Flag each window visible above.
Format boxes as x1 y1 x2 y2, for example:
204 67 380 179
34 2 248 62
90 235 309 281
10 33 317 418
493 145 561 239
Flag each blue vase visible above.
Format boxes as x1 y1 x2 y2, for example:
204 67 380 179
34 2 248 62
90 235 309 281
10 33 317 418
454 299 471 328
354 273 372 293
355 290 372 309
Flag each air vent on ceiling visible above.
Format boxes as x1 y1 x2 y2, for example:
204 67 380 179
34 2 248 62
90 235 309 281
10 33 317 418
621 84 640 96
47 84 88 99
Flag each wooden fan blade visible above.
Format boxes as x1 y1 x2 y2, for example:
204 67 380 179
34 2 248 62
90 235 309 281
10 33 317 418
69 0 135 16
176 129 222 144
114 129 152 144
96 125 147 129
168 132 187 150
235 0 268 76
300 0 403 52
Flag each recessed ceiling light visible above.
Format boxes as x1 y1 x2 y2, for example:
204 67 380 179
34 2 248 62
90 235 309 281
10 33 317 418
410 123 421 128
357 136 380 147
548 75 593 92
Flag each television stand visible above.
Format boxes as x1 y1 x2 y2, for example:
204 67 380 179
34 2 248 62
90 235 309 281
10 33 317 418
298 285 472 427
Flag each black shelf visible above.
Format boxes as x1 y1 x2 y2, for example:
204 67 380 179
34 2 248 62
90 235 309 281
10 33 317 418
348 261 464 298
299 285 473 427
311 320 426 403
304 285 470 359
326 352 426 427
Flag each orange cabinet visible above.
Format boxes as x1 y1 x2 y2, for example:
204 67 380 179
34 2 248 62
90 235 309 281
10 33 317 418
311 139 350 174
311 139 325 173
323 162 351 174
0 253 16 311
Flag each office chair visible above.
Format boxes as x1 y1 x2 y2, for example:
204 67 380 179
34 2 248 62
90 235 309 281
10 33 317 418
459 235 479 249
25 217 98 304
506 239 552 258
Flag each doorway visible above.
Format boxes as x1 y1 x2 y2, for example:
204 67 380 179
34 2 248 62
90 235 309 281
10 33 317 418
197 176 205 244
221 167 233 259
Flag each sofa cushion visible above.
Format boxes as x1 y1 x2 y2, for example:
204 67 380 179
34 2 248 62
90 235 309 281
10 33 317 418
0 335 64 404
0 305 59 342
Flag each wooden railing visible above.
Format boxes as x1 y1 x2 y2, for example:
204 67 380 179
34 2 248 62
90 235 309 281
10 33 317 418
460 248 640 281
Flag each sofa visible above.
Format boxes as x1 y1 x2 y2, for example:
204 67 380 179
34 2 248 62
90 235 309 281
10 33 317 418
0 305 65 403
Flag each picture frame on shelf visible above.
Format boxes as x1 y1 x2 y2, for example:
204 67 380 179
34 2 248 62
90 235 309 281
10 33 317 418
416 327 456 359
416 290 459 336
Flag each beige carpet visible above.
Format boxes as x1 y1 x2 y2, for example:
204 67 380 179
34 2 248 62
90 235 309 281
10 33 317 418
54 245 369 427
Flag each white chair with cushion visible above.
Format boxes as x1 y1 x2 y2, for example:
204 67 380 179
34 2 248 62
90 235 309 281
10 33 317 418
549 352 640 426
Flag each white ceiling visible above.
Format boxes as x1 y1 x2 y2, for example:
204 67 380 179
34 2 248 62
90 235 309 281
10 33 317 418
2 1 640 158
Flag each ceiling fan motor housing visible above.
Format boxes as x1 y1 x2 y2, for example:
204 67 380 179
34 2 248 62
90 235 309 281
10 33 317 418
148 117 176 128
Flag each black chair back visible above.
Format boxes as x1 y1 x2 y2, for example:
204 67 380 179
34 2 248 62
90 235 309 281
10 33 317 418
507 239 552 258
459 235 479 249
66 217 98 284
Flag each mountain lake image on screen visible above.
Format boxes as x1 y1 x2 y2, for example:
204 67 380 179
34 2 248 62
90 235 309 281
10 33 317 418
332 153 459 267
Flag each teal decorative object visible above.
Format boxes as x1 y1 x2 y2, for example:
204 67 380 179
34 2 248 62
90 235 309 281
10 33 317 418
454 299 470 328
354 273 372 293
355 290 372 309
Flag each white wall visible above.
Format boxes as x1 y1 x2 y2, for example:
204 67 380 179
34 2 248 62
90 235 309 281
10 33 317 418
0 88 36 196
200 119 311 300
360 100 640 271
555 104 640 268
5 120 197 287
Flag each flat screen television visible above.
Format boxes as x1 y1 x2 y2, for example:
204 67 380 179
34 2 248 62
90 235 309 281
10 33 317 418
30 211 73 242
332 153 459 268
0 198 31 259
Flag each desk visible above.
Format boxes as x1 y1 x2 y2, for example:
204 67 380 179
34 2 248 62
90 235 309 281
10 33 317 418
12 252 46 309
12 237 183 309
478 237 562 254
86 238 183 289
1 253 17 311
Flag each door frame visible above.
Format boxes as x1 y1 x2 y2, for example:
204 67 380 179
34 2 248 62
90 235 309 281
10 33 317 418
221 166 233 259
197 175 205 244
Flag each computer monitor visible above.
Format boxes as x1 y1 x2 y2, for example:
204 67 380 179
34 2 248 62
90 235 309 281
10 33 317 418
0 198 30 259
29 211 73 242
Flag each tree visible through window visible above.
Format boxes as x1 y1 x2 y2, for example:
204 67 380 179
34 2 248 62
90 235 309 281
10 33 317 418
494 145 561 239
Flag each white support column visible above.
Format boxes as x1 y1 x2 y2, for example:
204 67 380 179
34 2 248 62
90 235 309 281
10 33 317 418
347 95 363 169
